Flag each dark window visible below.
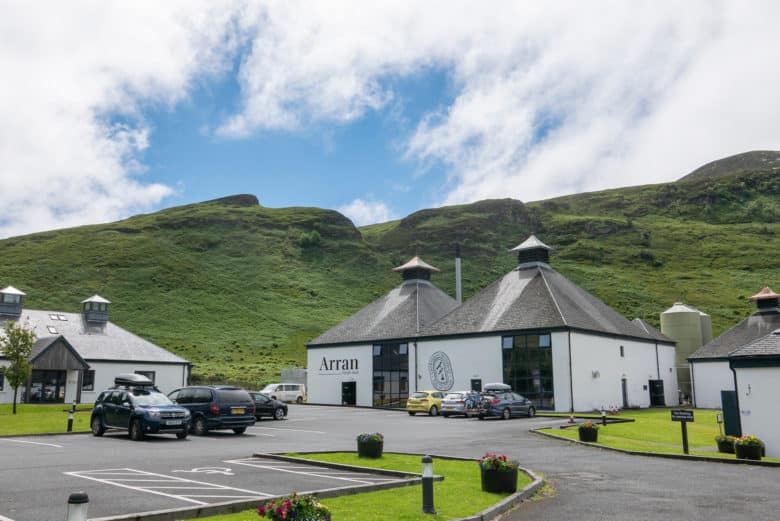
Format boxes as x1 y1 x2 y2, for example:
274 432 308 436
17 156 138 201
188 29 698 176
501 332 555 410
373 342 409 408
215 389 252 403
2 294 20 304
193 389 212 403
135 371 156 383
620 345 625 357
0 367 4 391
82 370 95 391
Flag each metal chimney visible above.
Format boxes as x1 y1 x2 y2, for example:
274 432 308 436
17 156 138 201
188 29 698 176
455 244 462 305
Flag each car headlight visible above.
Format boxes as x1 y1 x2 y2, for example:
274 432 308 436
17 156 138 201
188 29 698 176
183 410 191 418
147 408 161 418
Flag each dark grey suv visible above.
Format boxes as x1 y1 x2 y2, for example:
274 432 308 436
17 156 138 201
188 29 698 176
168 386 256 435
478 391 536 420
91 374 191 441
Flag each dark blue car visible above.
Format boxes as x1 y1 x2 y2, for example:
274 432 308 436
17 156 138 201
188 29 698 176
478 391 536 420
91 374 191 441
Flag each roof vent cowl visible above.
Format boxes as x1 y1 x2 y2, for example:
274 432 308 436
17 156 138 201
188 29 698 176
82 294 111 323
0 286 26 316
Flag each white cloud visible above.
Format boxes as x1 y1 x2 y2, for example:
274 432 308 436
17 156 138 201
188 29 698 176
0 1 239 238
338 198 395 226
225 1 780 204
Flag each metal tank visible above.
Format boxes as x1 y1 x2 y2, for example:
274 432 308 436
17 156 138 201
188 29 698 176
660 303 712 403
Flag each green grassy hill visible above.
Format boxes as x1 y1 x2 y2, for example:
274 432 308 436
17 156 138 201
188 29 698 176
1 162 778 387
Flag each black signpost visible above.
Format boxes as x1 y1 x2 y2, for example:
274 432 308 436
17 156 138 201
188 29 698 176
671 410 694 454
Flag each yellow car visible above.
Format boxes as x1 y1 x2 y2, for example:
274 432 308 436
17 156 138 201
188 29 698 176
406 390 446 416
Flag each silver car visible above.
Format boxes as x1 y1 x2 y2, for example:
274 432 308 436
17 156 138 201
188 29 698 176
441 391 480 417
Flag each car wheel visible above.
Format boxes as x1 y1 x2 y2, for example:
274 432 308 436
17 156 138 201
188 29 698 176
296 396 303 404
408 411 415 416
528 406 536 418
442 413 450 418
129 419 144 441
233 427 247 435
90 416 105 437
192 417 208 436
502 408 511 420
176 430 188 440
478 414 485 420
273 408 286 420
429 405 438 417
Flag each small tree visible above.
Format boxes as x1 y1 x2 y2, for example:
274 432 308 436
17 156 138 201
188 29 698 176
0 321 36 414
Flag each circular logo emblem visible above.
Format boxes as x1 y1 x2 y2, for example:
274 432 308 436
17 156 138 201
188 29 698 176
428 351 454 391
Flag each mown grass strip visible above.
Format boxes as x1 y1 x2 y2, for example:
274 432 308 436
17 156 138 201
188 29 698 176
192 452 531 521
0 404 92 436
538 408 780 462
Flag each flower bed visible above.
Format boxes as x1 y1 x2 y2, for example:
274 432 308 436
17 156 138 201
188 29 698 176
578 421 599 442
734 435 764 461
257 492 330 521
478 453 518 493
356 432 384 458
715 435 736 454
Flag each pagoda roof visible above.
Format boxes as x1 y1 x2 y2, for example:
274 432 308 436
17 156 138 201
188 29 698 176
748 286 780 301
509 234 553 253
0 286 26 296
81 295 111 304
392 256 440 273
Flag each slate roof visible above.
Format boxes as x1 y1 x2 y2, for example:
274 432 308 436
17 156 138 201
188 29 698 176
632 318 674 343
730 328 780 358
308 280 459 346
509 234 553 253
688 309 780 360
421 264 667 342
0 286 26 296
0 309 189 364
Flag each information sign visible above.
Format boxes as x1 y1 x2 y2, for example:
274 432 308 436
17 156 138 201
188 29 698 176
671 410 694 422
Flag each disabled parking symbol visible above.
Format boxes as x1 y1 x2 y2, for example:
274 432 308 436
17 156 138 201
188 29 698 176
173 467 234 476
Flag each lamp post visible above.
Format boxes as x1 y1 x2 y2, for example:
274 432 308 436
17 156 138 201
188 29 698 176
67 403 76 433
66 492 89 521
421 455 435 514
601 407 607 426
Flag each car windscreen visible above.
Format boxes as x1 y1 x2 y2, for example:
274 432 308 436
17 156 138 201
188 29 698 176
411 392 429 399
444 393 463 400
132 391 173 406
216 389 252 403
261 385 276 393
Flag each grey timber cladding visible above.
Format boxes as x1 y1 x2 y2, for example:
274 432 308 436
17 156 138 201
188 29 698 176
421 264 664 341
688 310 780 360
0 309 188 364
308 280 458 346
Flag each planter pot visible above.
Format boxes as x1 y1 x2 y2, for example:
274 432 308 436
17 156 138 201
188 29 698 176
735 444 762 461
716 439 735 454
357 439 383 458
481 467 518 493
578 428 598 443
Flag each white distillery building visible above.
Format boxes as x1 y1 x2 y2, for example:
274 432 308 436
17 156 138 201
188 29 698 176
688 286 780 409
729 326 780 458
307 236 678 412
0 286 191 405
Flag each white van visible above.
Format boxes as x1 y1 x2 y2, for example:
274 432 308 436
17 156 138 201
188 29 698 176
261 383 307 404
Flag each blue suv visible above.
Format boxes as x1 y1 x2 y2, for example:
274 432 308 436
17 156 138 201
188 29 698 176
91 374 191 441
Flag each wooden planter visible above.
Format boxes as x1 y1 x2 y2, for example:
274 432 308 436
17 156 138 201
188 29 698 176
357 439 383 458
716 439 735 454
735 444 762 461
481 467 518 493
578 427 599 443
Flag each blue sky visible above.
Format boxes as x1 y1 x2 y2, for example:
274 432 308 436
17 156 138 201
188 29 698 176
1 2 779 237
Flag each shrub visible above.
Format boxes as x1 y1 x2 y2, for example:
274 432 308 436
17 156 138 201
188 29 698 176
257 492 329 521
478 453 517 472
356 432 383 443
734 434 762 447
579 421 599 431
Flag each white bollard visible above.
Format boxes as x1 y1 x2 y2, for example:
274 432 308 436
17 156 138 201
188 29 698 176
66 492 88 521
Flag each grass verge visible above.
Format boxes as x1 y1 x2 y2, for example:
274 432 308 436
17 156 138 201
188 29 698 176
538 408 780 462
192 452 532 521
0 404 92 436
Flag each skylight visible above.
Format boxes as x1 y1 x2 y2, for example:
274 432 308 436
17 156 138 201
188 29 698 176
49 314 59 321
47 326 58 334
58 314 67 321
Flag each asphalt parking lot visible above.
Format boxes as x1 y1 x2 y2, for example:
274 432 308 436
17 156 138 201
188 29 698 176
1 406 779 521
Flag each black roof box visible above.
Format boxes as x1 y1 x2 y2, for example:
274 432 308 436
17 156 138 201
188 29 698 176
114 373 155 387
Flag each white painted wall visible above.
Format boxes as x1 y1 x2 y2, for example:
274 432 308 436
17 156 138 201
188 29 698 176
690 361 733 409
414 336 502 393
735 366 780 458
551 332 572 413
306 345 374 406
658 344 679 406
570 333 678 412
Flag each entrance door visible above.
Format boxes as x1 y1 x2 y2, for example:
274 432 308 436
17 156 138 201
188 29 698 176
621 378 628 409
470 379 482 392
341 382 356 406
29 370 66 403
649 380 665 406
720 390 741 437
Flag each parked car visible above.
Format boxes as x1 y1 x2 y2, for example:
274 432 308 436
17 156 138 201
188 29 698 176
440 391 480 417
406 390 446 416
168 386 256 435
478 390 536 420
260 383 307 404
249 391 288 420
91 374 191 441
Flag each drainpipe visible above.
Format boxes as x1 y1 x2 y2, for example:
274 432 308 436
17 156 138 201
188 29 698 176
567 330 574 413
689 362 697 408
413 341 418 393
729 362 743 437
455 244 462 305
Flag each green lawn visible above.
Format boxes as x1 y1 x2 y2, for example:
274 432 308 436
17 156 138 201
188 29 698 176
539 409 780 461
191 453 532 521
0 404 92 435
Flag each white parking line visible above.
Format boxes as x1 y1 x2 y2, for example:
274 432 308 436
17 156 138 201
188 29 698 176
65 468 273 505
0 439 63 448
0 514 17 521
249 426 326 434
226 459 396 485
